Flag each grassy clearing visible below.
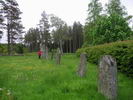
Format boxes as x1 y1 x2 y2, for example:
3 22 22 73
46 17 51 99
0 54 133 100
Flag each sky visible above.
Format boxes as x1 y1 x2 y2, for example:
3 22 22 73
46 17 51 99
1 0 133 43
16 0 133 31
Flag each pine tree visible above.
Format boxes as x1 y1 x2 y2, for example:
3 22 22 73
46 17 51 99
2 0 24 55
0 0 5 40
87 0 102 22
72 22 83 52
85 0 102 46
107 0 126 16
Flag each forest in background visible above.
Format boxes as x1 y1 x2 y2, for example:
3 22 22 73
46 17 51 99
0 0 133 55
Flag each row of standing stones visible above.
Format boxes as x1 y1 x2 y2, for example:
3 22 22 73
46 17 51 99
42 47 61 64
54 50 117 100
77 53 117 100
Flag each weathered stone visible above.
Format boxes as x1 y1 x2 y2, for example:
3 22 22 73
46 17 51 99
40 43 45 59
56 48 61 64
77 53 87 77
98 55 117 100
51 50 54 60
40 43 48 59
45 46 49 59
51 49 56 60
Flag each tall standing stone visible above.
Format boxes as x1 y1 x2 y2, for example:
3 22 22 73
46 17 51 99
40 43 45 58
40 43 48 59
77 53 87 77
51 49 54 60
45 46 49 59
56 48 61 64
98 55 117 100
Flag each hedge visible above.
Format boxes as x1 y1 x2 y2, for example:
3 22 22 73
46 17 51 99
0 44 8 55
76 40 133 77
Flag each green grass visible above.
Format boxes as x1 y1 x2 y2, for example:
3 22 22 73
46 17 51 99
0 53 133 100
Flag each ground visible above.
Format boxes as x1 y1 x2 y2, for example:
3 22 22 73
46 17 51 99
0 53 133 100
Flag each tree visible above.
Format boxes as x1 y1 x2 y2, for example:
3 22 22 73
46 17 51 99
84 0 133 46
2 0 24 55
87 0 102 22
0 13 4 40
92 15 132 44
0 0 5 40
84 0 102 46
39 11 50 59
67 26 73 53
50 14 66 54
107 0 126 16
72 22 83 52
104 0 133 42
25 28 40 52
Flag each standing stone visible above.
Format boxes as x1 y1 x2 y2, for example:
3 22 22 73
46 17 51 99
40 43 48 59
45 46 49 59
56 48 61 64
40 43 45 59
77 53 87 77
98 55 117 100
51 49 56 60
51 49 54 60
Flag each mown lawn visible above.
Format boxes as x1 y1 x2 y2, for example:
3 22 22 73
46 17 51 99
0 54 133 100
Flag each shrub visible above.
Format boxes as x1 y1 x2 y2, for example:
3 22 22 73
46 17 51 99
15 44 24 54
0 44 7 55
76 40 133 77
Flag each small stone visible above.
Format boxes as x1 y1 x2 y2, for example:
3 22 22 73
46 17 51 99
77 53 87 77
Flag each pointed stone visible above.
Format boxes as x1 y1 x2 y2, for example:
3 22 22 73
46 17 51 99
77 53 87 77
98 55 117 100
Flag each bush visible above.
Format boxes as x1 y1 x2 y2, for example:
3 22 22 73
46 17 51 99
15 44 24 54
0 44 7 55
76 40 133 77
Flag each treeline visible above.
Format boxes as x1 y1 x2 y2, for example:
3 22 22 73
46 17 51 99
0 43 27 55
0 0 133 55
25 13 83 53
25 0 133 53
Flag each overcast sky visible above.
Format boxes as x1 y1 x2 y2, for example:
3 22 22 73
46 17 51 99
16 0 133 30
1 0 133 43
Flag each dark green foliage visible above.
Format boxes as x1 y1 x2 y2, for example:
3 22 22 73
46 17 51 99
76 40 133 77
84 0 133 46
0 44 28 55
0 44 7 55
25 28 40 52
15 44 24 54
84 14 133 46
107 0 126 16
1 0 24 55
87 0 102 22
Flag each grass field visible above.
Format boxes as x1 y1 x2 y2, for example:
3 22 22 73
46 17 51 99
0 54 133 100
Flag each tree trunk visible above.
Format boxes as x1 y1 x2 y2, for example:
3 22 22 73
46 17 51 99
67 40 69 53
7 25 11 56
69 40 72 53
59 40 63 55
